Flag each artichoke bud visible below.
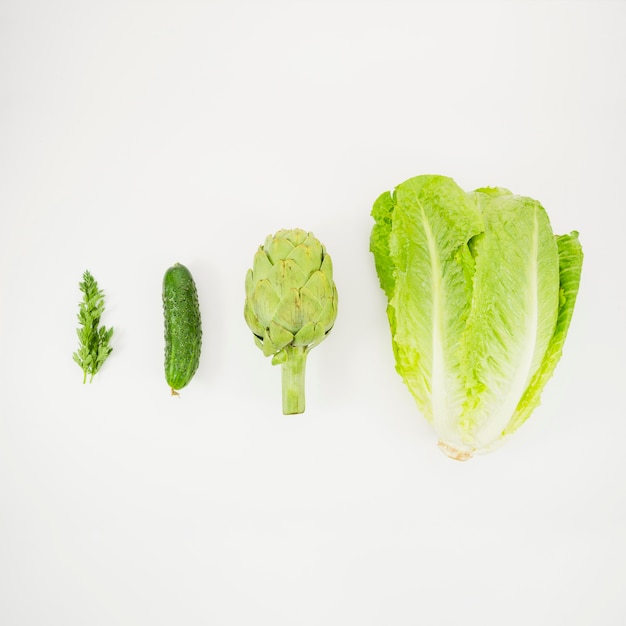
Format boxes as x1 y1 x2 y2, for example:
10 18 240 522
244 228 339 414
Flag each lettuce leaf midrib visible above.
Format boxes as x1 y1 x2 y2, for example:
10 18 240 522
388 177 483 433
504 231 583 436
417 191 448 428
459 198 553 450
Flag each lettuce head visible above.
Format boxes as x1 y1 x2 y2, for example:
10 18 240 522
370 175 583 460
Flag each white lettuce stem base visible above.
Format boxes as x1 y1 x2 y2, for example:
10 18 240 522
437 440 474 461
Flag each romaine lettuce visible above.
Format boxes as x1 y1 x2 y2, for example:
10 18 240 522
370 175 583 460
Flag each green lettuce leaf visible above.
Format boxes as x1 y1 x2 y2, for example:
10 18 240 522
370 175 582 459
503 231 583 436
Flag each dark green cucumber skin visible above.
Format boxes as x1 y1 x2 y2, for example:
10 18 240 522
163 263 202 391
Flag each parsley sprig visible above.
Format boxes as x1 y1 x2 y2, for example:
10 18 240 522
72 270 114 383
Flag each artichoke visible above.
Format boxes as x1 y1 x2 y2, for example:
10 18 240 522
244 228 338 414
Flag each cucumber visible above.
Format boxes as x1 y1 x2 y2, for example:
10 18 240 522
163 263 202 395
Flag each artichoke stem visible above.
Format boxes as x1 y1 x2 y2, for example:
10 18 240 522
281 346 307 414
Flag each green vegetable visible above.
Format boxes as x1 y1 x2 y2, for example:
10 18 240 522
163 263 202 395
72 270 114 383
370 175 583 460
244 228 338 414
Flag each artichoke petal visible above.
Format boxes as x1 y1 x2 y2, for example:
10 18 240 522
271 349 288 365
253 334 265 352
294 322 325 347
259 335 275 357
265 233 296 263
244 300 264 337
317 294 338 331
273 288 303 334
299 286 323 321
320 253 334 282
252 248 274 281
289 238 323 270
303 270 331 302
245 268 255 299
268 259 308 296
285 228 309 246
267 320 294 354
303 232 323 254
251 279 280 327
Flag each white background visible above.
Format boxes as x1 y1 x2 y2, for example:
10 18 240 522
1 1 625 624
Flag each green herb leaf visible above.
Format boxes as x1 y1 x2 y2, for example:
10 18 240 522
72 270 114 383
